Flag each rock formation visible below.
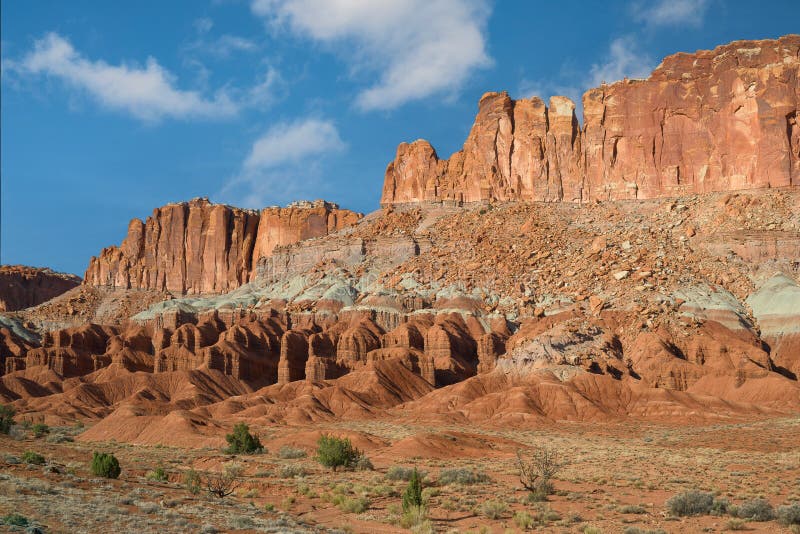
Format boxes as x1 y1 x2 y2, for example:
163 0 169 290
84 198 361 295
382 35 800 206
0 265 81 312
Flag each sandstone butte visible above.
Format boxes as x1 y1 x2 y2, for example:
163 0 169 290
83 198 362 295
382 35 800 206
0 265 81 312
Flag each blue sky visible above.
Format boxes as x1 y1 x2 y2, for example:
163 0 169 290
2 0 798 275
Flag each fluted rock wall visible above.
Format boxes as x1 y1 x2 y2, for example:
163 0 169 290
84 198 361 294
382 35 800 206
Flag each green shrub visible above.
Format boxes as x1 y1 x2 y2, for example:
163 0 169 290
184 469 201 494
403 468 423 512
278 445 307 459
31 423 50 438
316 434 361 471
22 451 45 465
735 498 774 521
778 503 800 525
91 451 121 479
666 490 714 516
481 500 508 519
2 513 29 527
438 468 489 485
0 404 15 434
145 466 168 482
224 423 263 454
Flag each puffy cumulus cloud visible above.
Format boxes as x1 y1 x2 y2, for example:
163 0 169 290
13 33 238 121
588 36 654 87
632 0 710 28
251 0 492 111
222 117 346 207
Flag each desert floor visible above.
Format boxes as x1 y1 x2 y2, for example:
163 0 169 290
1 415 799 533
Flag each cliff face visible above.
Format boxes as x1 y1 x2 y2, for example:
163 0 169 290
0 266 81 312
84 198 361 295
382 35 800 206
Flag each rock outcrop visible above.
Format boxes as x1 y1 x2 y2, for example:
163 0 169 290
84 198 361 295
0 265 81 312
382 35 800 206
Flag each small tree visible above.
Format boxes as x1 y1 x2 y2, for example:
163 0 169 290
516 446 565 498
316 434 361 472
0 404 15 434
402 468 423 512
205 462 243 499
91 452 121 479
225 423 263 454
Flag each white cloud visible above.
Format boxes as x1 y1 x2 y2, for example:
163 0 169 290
516 36 654 123
15 33 237 121
251 0 492 111
193 17 214 34
588 36 653 87
632 0 710 28
222 117 346 207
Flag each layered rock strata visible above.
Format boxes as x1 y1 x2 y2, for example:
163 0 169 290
382 35 800 206
84 198 361 294
0 265 81 312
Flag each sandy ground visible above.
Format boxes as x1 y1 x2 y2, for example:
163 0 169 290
1 415 799 533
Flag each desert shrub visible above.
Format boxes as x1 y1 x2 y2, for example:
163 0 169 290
619 504 647 514
184 469 201 495
735 498 775 521
205 462 243 499
46 432 73 444
481 500 508 519
278 445 307 459
91 452 121 479
0 404 15 434
338 495 370 514
516 446 565 498
777 503 800 525
31 423 49 438
403 468 423 512
514 511 534 529
438 467 489 485
316 434 361 471
711 497 730 516
666 490 714 516
22 451 46 465
3 513 29 527
623 528 667 534
355 454 374 471
224 423 263 454
388 466 427 481
229 516 254 529
279 465 306 478
725 519 747 531
400 505 428 529
145 466 168 482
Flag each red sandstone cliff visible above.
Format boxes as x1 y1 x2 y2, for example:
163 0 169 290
0 265 81 312
382 35 800 205
84 198 361 294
